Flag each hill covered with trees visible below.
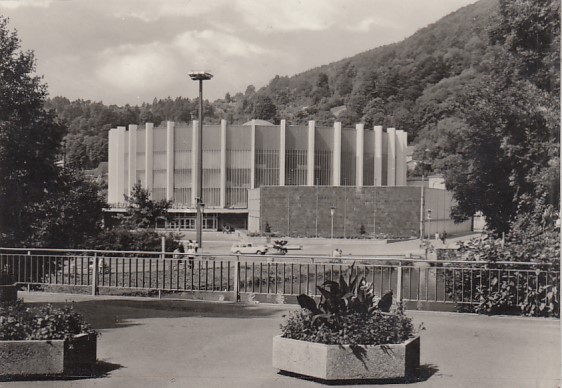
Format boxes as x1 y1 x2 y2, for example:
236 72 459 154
45 0 559 234
46 0 499 169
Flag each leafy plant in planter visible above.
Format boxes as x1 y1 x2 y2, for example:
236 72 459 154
0 301 99 377
281 264 415 348
0 301 97 341
275 264 420 381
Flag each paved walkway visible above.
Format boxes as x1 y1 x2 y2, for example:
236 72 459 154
2 292 560 388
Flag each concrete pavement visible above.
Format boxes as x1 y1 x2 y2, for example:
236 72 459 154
1 291 559 388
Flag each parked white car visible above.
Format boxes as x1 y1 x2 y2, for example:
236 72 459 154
230 242 268 255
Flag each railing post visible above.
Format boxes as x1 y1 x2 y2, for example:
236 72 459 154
92 252 98 296
233 256 240 302
396 260 403 303
160 237 165 298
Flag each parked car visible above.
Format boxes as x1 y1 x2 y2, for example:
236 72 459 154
230 242 268 255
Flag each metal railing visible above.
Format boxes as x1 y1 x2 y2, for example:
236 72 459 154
0 248 558 309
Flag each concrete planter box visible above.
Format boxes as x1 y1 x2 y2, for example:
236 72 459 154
0 284 17 303
0 333 97 377
272 335 420 381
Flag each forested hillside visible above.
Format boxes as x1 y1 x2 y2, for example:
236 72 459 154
46 0 559 234
46 0 498 169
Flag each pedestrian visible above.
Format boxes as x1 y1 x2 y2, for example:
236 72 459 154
441 231 447 245
187 240 196 270
173 243 184 260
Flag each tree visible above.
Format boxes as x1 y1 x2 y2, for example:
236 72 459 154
0 17 105 248
489 0 560 92
414 0 560 235
251 95 278 122
30 171 105 248
430 64 558 234
123 182 171 229
0 17 65 246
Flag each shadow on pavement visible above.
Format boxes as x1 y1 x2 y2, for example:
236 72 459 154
277 363 439 385
0 360 123 382
27 299 286 330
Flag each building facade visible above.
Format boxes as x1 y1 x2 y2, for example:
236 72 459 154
107 119 410 231
248 186 471 238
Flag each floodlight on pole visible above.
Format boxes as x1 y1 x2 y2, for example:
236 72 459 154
188 71 213 249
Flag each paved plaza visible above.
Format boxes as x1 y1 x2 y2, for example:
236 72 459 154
2 291 559 388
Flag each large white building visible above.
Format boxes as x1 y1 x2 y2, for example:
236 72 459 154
107 119 410 232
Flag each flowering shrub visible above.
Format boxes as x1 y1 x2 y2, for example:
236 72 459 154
280 264 416 346
0 301 97 341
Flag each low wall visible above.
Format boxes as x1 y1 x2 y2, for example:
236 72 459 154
249 186 471 238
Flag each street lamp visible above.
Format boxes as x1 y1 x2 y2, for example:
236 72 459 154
427 209 432 240
188 71 213 249
330 207 336 240
419 148 429 240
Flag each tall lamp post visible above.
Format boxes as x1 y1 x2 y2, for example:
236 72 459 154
330 207 336 240
188 71 213 249
427 209 432 240
419 148 429 240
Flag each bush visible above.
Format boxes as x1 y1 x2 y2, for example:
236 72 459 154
281 309 414 346
444 203 560 317
280 263 416 347
88 228 181 253
0 301 97 341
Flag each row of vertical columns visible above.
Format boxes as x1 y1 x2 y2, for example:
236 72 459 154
107 120 408 205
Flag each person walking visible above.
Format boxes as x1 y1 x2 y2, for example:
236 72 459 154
186 240 196 270
173 243 184 260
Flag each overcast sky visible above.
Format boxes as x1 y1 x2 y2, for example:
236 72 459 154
0 0 477 105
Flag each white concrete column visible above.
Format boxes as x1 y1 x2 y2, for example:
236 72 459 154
145 122 154 194
191 120 198 207
387 127 396 186
107 128 119 203
355 123 364 187
333 122 342 186
128 124 138 196
279 120 286 186
220 119 227 208
396 129 407 186
166 121 175 200
116 126 127 202
307 120 315 186
374 126 383 186
250 119 256 189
